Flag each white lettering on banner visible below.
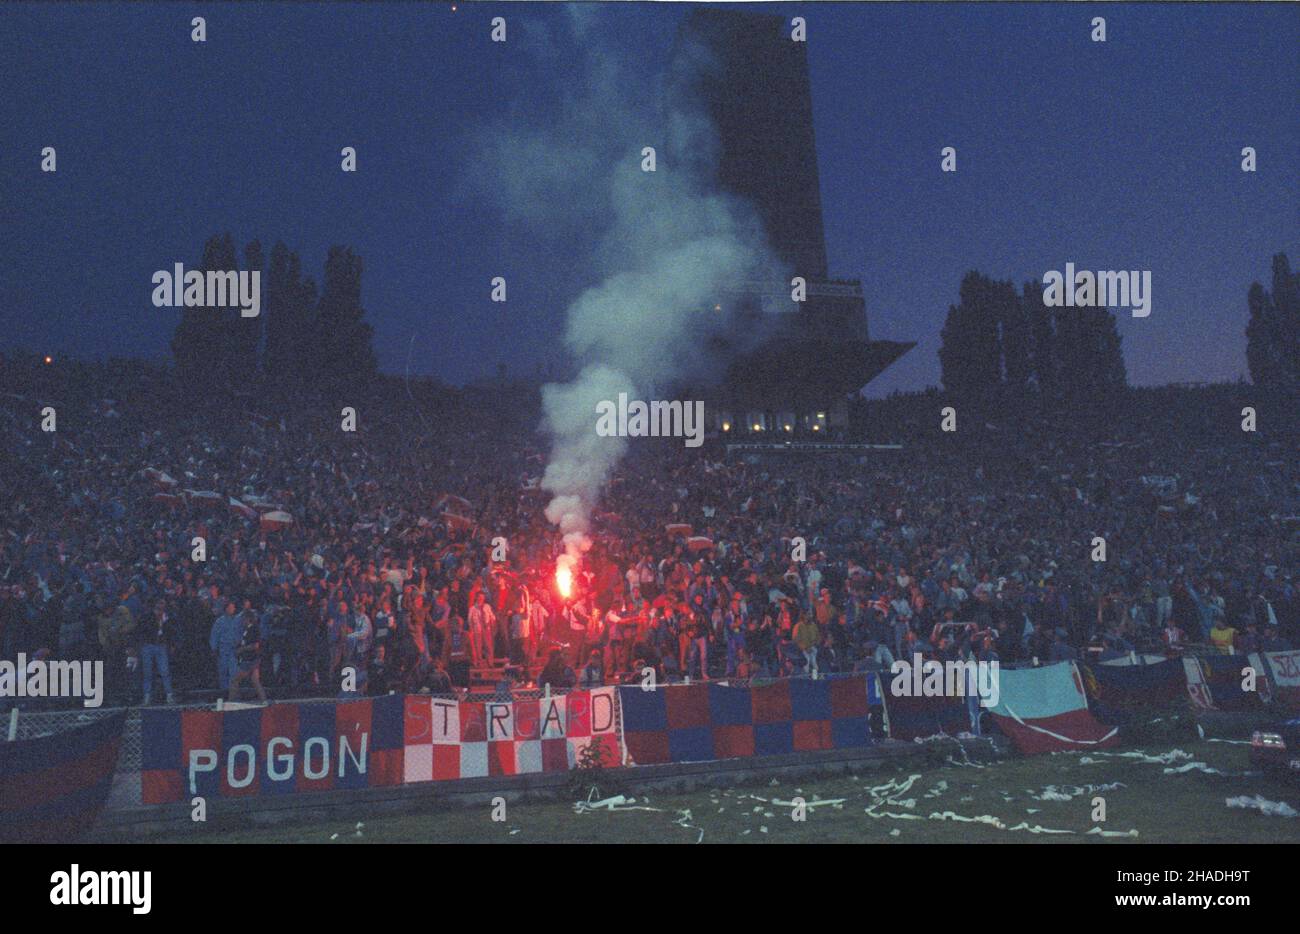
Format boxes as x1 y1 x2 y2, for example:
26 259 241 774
186 735 370 793
227 744 255 789
303 737 330 779
267 736 294 781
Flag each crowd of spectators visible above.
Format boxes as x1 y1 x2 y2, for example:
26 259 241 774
1 357 1296 711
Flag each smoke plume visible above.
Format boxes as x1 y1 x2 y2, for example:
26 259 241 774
475 9 782 566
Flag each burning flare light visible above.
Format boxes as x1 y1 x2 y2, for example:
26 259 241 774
555 562 574 599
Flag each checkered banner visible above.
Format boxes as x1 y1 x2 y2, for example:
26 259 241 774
617 676 875 766
140 695 406 805
401 687 622 782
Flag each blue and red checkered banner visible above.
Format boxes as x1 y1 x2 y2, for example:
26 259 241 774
138 679 877 806
617 675 875 765
140 695 406 804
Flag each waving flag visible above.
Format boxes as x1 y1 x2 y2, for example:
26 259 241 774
0 710 126 842
1081 657 1187 724
1186 654 1268 712
987 662 1118 755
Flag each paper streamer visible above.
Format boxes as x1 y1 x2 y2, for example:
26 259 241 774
1225 795 1298 818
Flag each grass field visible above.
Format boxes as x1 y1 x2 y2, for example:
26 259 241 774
136 738 1300 844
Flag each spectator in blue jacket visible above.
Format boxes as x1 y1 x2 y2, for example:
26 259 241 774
209 601 242 691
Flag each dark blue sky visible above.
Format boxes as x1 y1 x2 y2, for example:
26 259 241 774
3 2 1296 395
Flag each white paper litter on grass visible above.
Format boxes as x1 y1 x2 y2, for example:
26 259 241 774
573 792 664 814
1225 795 1299 818
1077 748 1194 766
772 798 846 808
866 803 1100 838
1115 749 1194 765
928 810 1006 829
1086 827 1140 837
672 809 705 844
864 806 924 820
1030 782 1125 801
868 774 921 798
924 780 949 798
1005 822 1074 835
1163 762 1229 776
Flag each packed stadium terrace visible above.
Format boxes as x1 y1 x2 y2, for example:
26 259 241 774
0 357 1296 710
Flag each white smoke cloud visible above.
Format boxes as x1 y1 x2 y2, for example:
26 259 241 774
474 9 783 566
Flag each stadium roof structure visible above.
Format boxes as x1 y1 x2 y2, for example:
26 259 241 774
675 8 913 406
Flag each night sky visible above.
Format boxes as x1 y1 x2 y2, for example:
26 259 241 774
3 2 1297 395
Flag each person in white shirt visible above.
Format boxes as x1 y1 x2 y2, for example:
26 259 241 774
468 592 497 668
